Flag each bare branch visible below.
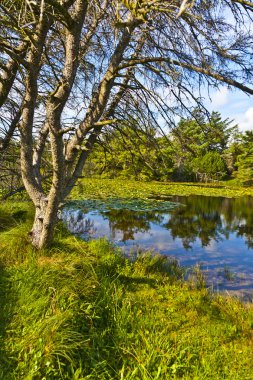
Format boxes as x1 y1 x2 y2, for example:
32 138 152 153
118 57 253 95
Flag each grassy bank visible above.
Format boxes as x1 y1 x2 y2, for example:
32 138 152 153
1 202 253 379
71 178 253 200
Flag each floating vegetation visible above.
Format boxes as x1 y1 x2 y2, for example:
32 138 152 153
64 197 182 214
71 178 253 200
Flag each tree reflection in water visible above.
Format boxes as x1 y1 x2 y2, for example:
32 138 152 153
159 195 253 250
62 195 253 295
61 209 95 235
63 196 253 249
102 195 253 251
104 209 163 242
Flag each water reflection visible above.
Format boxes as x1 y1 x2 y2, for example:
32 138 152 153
107 209 163 242
62 195 253 296
168 195 253 250
62 209 96 235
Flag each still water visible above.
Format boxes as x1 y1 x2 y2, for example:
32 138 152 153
62 195 253 297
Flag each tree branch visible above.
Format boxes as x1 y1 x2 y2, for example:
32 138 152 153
118 57 253 95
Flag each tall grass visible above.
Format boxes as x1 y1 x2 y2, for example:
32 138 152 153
1 202 253 379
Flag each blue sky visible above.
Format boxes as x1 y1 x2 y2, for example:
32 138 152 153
205 87 253 132
195 4 253 133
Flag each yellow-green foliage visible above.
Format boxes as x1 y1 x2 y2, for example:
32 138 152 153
1 202 253 379
72 178 253 200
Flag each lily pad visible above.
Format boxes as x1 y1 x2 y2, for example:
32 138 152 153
64 197 181 213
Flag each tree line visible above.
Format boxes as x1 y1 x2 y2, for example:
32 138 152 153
84 110 253 184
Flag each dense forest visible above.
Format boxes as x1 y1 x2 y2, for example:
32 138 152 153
1 109 253 200
84 110 253 183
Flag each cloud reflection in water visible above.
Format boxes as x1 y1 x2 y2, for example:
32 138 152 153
62 195 253 297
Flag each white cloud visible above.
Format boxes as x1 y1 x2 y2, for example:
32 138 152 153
210 87 230 107
203 86 253 132
234 107 253 132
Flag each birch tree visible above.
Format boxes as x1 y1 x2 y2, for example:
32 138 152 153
0 0 253 248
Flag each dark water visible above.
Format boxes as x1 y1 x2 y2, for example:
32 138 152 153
62 195 253 297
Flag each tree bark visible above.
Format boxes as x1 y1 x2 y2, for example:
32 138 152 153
29 0 88 248
29 195 60 249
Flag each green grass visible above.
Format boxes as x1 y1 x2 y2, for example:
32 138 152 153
1 201 253 379
71 178 253 200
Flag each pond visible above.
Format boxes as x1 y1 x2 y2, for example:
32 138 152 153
62 195 253 297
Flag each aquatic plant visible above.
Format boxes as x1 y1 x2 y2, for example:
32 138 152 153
71 178 253 200
64 197 181 214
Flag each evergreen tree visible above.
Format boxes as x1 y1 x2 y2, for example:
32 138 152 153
171 111 237 181
235 131 253 184
192 151 227 182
